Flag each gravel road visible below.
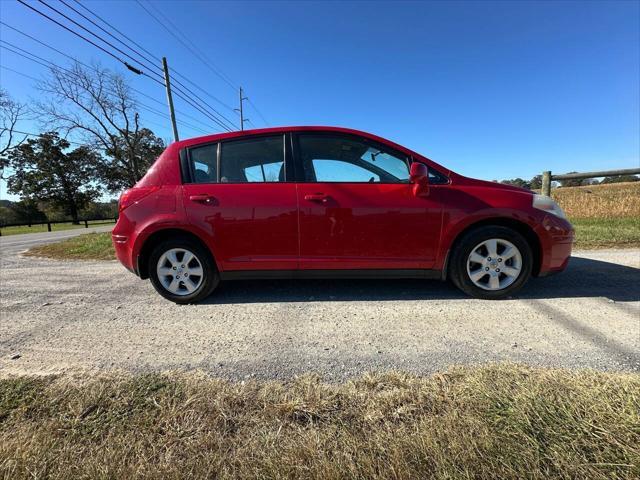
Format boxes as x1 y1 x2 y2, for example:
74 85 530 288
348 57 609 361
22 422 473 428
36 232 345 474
1 228 639 380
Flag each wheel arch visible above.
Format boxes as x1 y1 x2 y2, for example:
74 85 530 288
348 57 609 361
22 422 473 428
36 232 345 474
136 228 216 279
443 217 542 279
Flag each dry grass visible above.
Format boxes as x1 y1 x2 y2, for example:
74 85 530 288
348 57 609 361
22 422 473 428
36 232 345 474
551 182 640 219
1 364 638 479
24 232 115 261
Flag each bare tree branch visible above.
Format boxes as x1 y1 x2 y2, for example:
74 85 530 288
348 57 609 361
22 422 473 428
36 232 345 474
35 61 163 192
0 90 29 178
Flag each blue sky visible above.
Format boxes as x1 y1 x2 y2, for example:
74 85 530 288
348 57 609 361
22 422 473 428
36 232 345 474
1 0 638 200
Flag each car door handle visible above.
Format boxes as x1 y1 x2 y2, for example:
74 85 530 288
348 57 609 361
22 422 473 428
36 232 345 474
189 194 216 204
304 193 329 203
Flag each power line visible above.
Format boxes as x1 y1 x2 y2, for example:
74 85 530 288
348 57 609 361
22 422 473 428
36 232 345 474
134 0 237 90
44 0 243 130
0 22 216 132
16 0 138 73
0 20 79 66
70 0 160 66
9 3 235 132
138 70 233 132
67 0 237 114
58 0 160 72
170 68 237 113
135 102 209 135
147 0 237 89
0 41 62 73
247 96 270 127
36 0 156 76
0 64 41 82
0 46 216 135
14 1 239 132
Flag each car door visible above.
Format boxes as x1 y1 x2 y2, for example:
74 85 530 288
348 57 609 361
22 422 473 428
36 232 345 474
294 132 443 270
183 134 299 271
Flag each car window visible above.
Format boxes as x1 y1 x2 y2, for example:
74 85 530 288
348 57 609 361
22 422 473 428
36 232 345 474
220 136 284 183
312 159 380 182
360 147 409 181
427 167 449 185
299 135 409 183
189 143 218 183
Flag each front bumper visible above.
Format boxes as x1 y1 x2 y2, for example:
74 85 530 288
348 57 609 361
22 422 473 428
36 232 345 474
535 214 574 276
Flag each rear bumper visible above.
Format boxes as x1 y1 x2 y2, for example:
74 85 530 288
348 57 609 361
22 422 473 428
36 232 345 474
112 233 137 273
112 214 139 275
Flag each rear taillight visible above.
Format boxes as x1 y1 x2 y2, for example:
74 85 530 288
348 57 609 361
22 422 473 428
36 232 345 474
118 186 160 212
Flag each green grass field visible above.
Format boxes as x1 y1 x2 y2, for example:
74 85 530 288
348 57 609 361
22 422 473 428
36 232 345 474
1 364 638 480
24 231 115 260
571 217 640 249
0 219 115 236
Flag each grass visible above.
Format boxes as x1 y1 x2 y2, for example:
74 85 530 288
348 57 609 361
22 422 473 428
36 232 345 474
572 217 640 249
0 219 115 236
0 364 638 479
551 181 640 219
24 232 115 260
550 182 640 249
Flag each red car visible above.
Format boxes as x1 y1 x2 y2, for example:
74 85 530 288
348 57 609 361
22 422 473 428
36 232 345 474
113 126 573 303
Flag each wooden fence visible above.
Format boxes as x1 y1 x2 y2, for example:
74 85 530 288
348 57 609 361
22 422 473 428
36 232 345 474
0 218 117 236
541 167 640 196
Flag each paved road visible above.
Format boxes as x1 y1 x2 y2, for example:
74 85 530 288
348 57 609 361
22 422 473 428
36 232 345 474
0 228 639 380
0 225 114 256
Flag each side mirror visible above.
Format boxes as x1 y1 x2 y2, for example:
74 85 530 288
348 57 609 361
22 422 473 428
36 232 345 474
409 162 429 196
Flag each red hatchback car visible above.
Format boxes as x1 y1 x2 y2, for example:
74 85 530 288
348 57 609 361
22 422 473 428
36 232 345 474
112 126 573 303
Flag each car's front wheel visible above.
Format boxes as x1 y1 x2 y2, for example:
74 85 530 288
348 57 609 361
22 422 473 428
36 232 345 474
449 226 533 299
148 239 219 304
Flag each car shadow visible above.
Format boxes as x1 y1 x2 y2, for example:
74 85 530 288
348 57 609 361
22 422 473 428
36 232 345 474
202 257 640 304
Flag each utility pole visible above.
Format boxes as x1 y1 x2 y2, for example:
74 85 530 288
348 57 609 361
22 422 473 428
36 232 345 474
235 86 248 131
162 57 179 142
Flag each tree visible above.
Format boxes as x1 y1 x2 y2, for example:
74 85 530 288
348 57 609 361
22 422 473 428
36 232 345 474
530 175 542 190
100 127 165 192
80 200 118 220
601 175 639 184
0 199 47 226
37 62 165 193
558 172 584 187
5 133 100 224
500 178 531 189
0 90 28 178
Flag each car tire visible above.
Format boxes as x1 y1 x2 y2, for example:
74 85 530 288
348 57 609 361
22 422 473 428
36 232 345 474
148 238 219 304
449 225 533 299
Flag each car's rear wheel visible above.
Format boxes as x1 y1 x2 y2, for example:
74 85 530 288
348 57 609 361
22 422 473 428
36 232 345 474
449 225 533 299
148 238 219 304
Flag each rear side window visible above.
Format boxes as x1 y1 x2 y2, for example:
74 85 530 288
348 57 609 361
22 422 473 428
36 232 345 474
189 143 218 183
220 136 284 183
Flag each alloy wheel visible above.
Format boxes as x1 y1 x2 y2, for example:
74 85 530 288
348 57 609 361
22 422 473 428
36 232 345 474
156 248 204 296
466 238 523 291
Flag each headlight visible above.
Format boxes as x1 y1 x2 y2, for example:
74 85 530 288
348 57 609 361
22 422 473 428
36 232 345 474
532 194 566 219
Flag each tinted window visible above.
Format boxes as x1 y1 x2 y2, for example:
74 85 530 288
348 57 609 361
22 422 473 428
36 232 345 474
427 167 449 185
220 136 284 183
299 135 409 183
189 143 218 183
